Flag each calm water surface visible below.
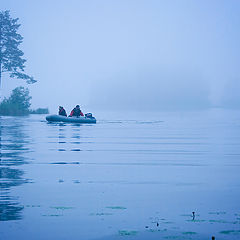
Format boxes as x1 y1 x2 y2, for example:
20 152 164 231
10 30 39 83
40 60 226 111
0 109 240 240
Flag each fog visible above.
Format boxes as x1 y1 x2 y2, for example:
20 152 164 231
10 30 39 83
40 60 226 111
1 0 240 112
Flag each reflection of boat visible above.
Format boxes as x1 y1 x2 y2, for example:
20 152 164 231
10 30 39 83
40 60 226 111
46 114 97 123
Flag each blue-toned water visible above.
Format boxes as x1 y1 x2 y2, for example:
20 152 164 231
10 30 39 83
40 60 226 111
0 109 240 240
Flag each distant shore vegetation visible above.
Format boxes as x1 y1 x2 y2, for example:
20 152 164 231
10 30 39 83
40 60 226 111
0 86 48 116
29 108 49 114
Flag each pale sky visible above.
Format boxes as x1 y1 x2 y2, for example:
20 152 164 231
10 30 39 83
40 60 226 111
1 0 240 112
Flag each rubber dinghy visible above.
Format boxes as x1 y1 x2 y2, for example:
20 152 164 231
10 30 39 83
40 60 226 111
46 115 96 123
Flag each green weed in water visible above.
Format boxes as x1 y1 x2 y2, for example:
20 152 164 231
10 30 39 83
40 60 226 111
220 230 240 235
182 231 197 235
208 211 226 215
106 206 127 210
90 213 113 216
50 206 74 210
73 180 80 183
42 214 63 217
118 230 138 236
164 236 186 239
186 219 206 222
147 229 159 232
25 205 41 208
147 229 166 233
180 214 199 217
209 220 236 224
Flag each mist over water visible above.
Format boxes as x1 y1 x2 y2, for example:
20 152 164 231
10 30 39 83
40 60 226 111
90 67 210 111
0 0 240 111
1 1 240 240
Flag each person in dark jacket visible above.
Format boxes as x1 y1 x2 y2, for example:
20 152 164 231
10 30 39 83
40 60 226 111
69 105 84 117
58 106 67 117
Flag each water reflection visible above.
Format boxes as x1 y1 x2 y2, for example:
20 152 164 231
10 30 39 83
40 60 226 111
58 123 67 151
47 123 82 151
0 117 30 221
50 122 84 152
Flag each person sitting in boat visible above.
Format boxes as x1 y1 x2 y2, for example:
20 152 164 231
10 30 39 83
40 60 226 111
69 105 84 117
58 106 67 117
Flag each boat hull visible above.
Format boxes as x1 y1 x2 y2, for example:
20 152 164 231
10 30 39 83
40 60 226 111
46 114 96 123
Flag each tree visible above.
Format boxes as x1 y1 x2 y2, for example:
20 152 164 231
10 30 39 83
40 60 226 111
0 86 32 115
0 10 36 88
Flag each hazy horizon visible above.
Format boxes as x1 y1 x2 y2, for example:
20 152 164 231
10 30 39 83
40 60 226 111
1 0 240 112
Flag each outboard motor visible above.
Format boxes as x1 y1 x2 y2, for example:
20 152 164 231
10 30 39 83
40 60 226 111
85 113 93 118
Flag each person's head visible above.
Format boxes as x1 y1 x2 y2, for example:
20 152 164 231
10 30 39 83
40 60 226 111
59 106 63 109
76 105 80 109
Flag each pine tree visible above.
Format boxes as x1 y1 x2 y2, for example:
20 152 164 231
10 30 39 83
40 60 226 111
0 10 36 87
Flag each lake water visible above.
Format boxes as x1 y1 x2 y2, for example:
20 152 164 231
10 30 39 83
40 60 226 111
0 109 240 240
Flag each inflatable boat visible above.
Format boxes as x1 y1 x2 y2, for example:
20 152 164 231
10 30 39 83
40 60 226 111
46 114 96 123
